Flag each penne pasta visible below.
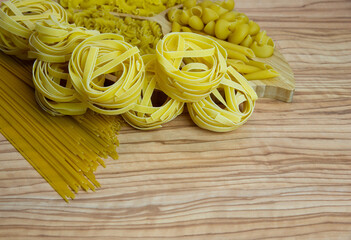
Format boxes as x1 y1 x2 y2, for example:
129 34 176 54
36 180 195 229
244 69 280 80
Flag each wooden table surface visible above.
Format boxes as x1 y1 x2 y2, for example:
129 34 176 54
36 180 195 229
1 0 351 239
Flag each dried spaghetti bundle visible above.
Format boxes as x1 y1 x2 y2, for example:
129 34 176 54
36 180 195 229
0 0 67 59
0 55 121 201
0 0 123 202
69 33 145 115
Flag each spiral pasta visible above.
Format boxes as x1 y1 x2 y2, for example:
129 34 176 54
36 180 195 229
59 0 184 17
122 55 184 130
155 32 227 102
187 66 257 132
28 15 98 63
0 0 67 59
71 9 162 55
69 33 145 115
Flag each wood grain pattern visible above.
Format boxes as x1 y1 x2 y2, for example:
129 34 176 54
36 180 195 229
1 0 351 239
251 49 295 102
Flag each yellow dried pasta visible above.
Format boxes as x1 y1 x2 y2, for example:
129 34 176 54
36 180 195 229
0 0 127 202
178 14 279 80
187 66 257 132
155 32 227 102
29 15 99 62
69 33 145 115
0 56 120 202
227 59 279 80
122 54 184 130
0 0 67 59
33 60 87 116
59 0 184 16
249 30 275 58
71 9 162 55
170 0 275 58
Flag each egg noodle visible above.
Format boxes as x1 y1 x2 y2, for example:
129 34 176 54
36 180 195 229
28 19 256 132
28 15 99 62
0 0 120 201
0 55 120 202
0 0 67 59
188 66 257 132
69 33 145 115
155 32 227 102
122 54 184 130
0 0 263 201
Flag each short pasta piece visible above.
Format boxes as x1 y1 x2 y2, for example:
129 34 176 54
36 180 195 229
250 31 275 58
71 9 163 55
169 0 275 58
244 69 279 80
227 59 279 80
59 0 184 16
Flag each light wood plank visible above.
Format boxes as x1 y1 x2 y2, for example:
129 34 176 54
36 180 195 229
1 0 351 239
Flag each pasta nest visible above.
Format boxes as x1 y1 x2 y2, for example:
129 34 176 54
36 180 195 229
69 33 145 115
29 15 99 63
155 32 227 103
31 32 258 132
33 60 86 116
122 54 184 130
187 66 257 132
0 0 67 59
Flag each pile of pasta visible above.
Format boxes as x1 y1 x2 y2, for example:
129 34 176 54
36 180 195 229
167 0 279 82
59 0 184 17
70 8 163 55
32 26 257 132
150 32 258 132
168 0 275 58
0 0 121 201
0 0 264 200
0 0 258 132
